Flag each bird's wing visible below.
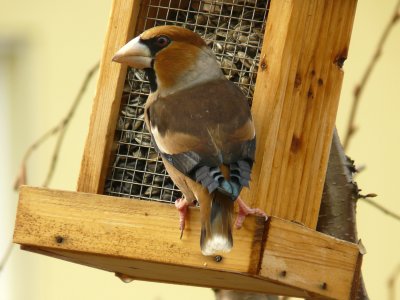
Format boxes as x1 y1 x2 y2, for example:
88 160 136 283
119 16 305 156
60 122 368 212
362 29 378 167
147 78 255 196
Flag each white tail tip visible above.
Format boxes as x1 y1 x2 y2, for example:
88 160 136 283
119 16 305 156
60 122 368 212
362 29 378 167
201 235 232 256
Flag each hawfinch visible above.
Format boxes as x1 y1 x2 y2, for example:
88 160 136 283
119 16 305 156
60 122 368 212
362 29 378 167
113 26 265 255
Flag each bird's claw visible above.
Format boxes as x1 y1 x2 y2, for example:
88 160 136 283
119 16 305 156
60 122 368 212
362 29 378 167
235 196 268 229
175 198 190 239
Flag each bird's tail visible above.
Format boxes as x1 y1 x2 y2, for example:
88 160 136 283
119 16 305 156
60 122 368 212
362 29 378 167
200 192 233 256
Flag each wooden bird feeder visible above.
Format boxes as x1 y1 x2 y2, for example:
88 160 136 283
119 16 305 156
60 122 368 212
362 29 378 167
13 0 361 299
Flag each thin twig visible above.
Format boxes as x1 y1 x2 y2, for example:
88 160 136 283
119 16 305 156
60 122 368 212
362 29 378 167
361 198 400 222
42 62 99 186
343 1 400 149
0 243 14 273
13 121 63 189
5 63 100 273
13 62 99 190
388 264 400 300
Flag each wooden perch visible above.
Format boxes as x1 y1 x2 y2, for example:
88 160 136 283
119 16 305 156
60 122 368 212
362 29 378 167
14 186 361 299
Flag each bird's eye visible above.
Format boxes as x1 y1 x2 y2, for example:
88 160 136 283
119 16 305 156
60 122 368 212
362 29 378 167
155 36 170 48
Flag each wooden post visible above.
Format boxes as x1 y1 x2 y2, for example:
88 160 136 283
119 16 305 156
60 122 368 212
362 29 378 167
244 0 358 228
77 0 140 194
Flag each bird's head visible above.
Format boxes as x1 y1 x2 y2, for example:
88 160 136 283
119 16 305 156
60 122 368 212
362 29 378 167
113 25 224 95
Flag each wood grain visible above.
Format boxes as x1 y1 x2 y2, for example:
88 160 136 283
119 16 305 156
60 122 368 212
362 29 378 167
261 218 361 300
77 0 140 194
14 186 264 274
243 0 358 229
14 186 361 299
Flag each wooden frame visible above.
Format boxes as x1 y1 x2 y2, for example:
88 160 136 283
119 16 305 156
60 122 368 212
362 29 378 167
14 0 361 299
15 187 361 299
77 0 358 229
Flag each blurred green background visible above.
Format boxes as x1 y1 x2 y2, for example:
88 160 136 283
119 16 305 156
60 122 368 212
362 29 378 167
1 0 399 299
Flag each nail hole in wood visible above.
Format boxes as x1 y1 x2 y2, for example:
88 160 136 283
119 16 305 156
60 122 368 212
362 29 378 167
307 88 314 99
260 60 267 71
214 255 223 262
294 73 302 88
291 135 301 153
55 236 64 244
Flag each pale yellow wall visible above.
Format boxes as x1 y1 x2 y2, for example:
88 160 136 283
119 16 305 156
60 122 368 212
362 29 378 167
338 0 400 299
0 0 399 299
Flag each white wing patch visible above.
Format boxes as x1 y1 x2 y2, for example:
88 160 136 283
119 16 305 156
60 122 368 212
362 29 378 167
150 125 170 154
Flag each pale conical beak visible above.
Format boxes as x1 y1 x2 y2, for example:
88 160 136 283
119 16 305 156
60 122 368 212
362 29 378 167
112 36 152 69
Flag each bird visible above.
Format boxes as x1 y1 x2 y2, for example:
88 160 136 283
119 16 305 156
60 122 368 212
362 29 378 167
113 25 266 255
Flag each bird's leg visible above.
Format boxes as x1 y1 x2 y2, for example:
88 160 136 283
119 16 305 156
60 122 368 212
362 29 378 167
234 196 268 229
175 197 195 239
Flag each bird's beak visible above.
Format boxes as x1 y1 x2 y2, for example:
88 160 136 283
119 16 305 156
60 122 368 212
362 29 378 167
112 36 152 69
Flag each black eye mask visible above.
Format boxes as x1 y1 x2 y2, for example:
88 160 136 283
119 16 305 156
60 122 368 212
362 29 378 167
140 35 171 56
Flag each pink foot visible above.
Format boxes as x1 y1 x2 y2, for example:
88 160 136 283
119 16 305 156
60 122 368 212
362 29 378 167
235 196 268 229
175 198 194 239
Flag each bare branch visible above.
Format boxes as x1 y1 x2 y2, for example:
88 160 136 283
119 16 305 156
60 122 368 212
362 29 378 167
0 243 14 272
360 198 400 222
13 120 63 189
343 0 400 149
317 129 369 299
13 62 99 190
5 63 99 273
43 62 99 186
388 264 400 300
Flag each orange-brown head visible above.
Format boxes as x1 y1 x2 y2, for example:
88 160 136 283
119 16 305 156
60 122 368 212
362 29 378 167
113 25 223 95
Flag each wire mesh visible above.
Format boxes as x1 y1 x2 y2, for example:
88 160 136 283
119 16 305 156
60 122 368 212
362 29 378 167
104 0 271 203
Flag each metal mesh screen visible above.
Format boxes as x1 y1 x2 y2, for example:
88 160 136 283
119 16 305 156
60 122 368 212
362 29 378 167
104 0 271 203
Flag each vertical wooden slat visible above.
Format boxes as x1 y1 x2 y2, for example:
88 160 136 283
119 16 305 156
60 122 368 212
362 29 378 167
304 0 358 226
244 0 357 228
77 0 141 193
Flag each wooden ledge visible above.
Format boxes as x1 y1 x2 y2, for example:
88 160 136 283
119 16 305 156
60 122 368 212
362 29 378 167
14 186 361 299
